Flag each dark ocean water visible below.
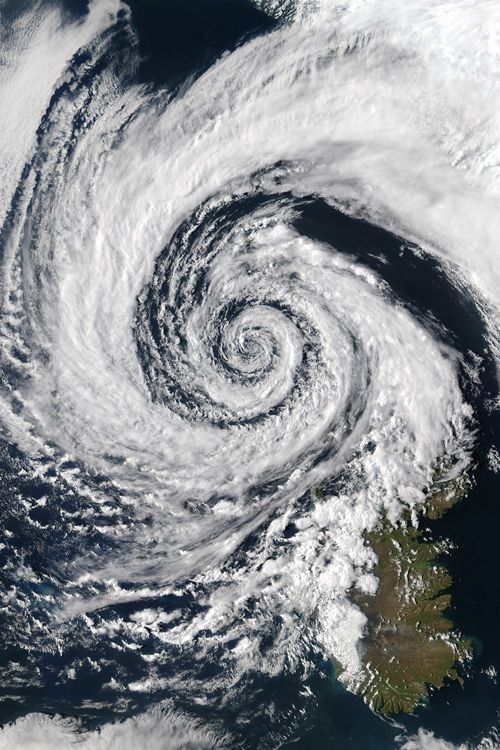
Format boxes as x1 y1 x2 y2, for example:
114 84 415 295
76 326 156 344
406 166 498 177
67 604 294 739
1 1 500 748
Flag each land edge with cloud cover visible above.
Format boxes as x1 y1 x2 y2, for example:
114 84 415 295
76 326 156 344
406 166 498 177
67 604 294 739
348 465 473 715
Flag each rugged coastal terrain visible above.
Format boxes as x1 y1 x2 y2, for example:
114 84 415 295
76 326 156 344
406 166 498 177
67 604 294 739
352 468 472 715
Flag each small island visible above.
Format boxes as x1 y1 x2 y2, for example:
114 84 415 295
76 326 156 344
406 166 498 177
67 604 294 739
351 467 472 715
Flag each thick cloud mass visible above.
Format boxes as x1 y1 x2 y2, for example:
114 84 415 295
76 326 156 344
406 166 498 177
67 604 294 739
0 0 499 747
0 706 225 750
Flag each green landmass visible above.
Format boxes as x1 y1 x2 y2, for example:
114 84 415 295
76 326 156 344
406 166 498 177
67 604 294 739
352 466 472 715
425 467 471 520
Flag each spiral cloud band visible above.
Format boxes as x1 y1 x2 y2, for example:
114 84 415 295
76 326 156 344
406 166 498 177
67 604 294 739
0 0 499 747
